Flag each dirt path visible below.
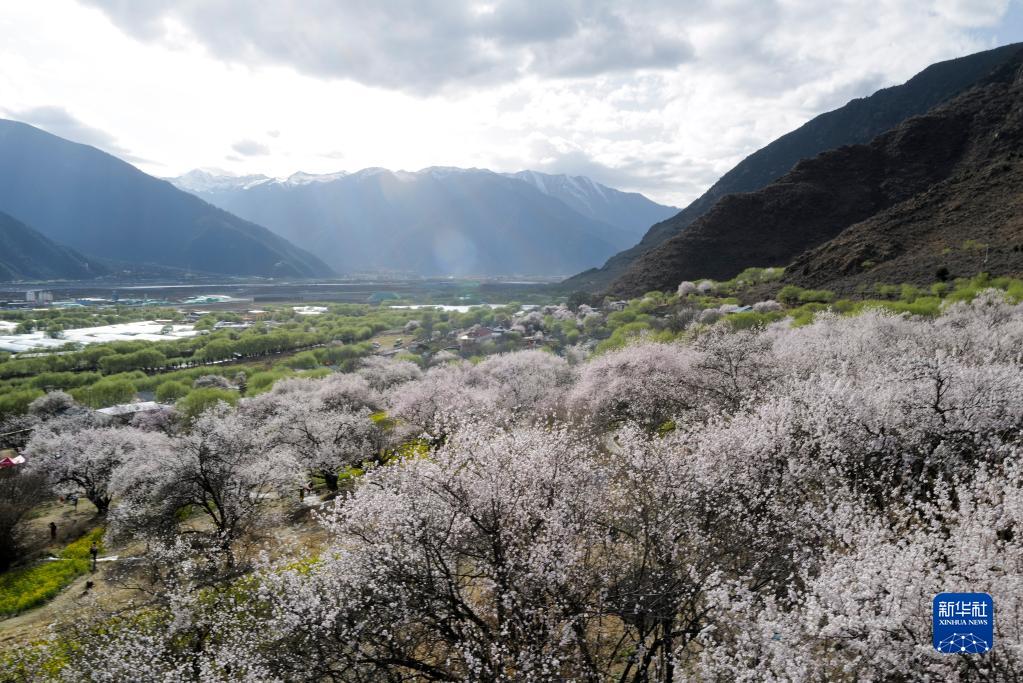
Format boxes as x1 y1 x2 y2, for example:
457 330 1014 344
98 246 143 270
20 498 101 561
0 495 333 648
0 562 137 648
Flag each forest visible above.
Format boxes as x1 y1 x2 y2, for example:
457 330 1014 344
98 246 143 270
0 282 1020 681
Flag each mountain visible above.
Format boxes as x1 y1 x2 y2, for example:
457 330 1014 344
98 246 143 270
0 120 334 279
170 167 675 277
566 42 1023 292
500 171 677 238
782 58 1023 294
606 46 1023 297
170 168 276 194
172 168 354 194
0 210 104 281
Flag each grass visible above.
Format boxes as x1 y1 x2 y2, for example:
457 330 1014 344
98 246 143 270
0 527 105 618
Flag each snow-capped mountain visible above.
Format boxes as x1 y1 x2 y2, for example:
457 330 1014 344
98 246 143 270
171 168 352 193
279 170 350 186
502 170 676 237
171 168 273 193
168 166 677 277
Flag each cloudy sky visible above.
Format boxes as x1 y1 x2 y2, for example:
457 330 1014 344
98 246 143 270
2 1 1022 206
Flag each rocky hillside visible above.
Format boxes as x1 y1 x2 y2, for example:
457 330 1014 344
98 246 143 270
606 48 1023 297
566 42 1023 292
785 67 1023 293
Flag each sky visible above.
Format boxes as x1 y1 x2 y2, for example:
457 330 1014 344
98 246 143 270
1 1 1022 207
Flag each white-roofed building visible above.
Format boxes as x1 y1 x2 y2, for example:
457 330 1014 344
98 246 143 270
96 401 164 419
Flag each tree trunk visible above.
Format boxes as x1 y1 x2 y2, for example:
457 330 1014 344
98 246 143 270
91 495 110 516
661 619 675 683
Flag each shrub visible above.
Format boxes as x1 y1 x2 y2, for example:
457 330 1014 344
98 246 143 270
176 388 238 419
797 289 835 304
70 379 137 409
869 298 942 317
247 370 291 395
595 321 652 353
874 283 900 300
98 349 167 374
0 389 46 417
28 372 100 391
155 380 190 403
1006 280 1023 303
283 351 320 370
899 284 923 302
788 303 829 327
777 285 803 305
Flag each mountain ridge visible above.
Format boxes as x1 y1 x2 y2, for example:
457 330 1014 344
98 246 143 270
0 120 335 279
606 46 1023 297
170 167 677 277
0 210 105 282
565 42 1023 292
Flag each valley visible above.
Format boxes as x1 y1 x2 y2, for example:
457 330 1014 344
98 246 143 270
2 13 1023 680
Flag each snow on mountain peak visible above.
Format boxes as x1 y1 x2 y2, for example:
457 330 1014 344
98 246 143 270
283 170 348 186
503 170 616 209
171 169 271 193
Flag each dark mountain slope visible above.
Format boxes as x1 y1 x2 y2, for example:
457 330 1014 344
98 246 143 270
0 210 104 281
784 63 1023 293
564 42 1023 292
607 48 1023 297
0 120 333 278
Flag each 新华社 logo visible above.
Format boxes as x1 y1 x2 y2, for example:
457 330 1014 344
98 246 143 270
933 592 994 654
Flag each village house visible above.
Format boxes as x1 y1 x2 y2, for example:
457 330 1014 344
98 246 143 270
458 325 500 350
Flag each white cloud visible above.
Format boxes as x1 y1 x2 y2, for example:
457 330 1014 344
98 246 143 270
79 0 696 93
232 139 270 156
935 0 1012 26
0 0 1019 207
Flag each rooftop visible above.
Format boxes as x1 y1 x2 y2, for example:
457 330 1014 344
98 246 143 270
96 401 164 416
